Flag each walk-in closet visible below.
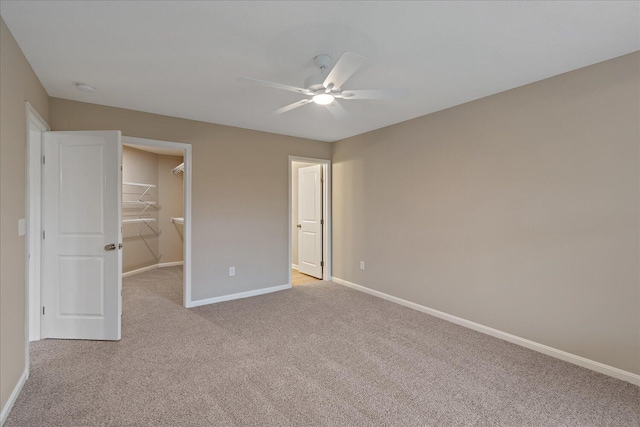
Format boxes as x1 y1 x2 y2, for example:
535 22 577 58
122 144 184 283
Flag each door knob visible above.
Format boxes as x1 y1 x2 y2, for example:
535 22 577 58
297 224 301 228
104 243 116 251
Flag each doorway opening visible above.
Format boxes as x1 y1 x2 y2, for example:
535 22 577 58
289 156 331 286
27 132 192 345
122 137 192 308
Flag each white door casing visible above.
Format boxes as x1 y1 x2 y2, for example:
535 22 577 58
28 125 42 341
42 131 122 340
298 164 323 279
27 110 48 341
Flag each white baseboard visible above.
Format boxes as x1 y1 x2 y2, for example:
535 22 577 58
291 264 299 271
122 264 157 277
331 277 640 386
1 369 28 425
122 261 183 277
159 261 183 268
187 284 291 308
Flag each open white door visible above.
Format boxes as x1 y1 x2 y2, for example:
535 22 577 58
42 131 122 340
298 164 323 279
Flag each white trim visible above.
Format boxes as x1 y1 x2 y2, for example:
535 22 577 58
159 261 184 268
122 264 159 278
25 102 49 131
122 261 184 278
24 102 49 359
291 264 299 271
331 277 640 386
0 369 28 425
121 136 192 308
187 284 291 308
288 156 332 289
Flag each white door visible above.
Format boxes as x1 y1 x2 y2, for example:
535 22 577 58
42 131 122 340
298 164 323 279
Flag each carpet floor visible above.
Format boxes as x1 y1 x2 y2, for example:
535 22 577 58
6 266 639 426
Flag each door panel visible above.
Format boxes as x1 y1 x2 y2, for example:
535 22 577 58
298 164 323 279
59 256 105 316
59 144 105 233
300 231 318 264
42 131 122 340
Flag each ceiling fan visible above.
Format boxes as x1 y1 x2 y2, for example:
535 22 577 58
238 52 410 118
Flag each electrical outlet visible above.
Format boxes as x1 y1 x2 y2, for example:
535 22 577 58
360 261 365 270
229 267 235 276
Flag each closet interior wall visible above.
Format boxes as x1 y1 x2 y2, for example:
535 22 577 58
123 146 159 272
158 155 184 265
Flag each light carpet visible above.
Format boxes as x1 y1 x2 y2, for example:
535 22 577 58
6 266 639 426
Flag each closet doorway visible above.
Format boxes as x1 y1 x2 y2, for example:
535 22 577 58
122 137 192 307
289 156 331 286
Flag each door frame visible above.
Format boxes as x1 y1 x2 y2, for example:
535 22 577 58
25 101 49 348
122 136 193 307
288 156 331 284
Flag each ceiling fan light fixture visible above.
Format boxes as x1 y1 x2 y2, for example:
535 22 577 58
312 93 334 105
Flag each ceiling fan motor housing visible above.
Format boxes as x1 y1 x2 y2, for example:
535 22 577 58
304 54 334 91
314 54 332 70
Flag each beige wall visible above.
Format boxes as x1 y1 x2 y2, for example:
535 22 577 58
158 154 184 265
332 52 640 374
48 98 332 301
291 161 316 267
0 18 50 412
122 146 160 272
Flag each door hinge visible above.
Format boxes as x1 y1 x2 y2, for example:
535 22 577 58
42 306 45 315
42 155 45 164
320 219 324 225
321 261 324 267
42 230 45 239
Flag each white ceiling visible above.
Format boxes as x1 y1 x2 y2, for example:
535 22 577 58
2 1 638 142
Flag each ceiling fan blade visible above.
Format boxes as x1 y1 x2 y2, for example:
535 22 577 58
340 89 410 100
238 77 312 96
267 99 313 116
325 101 347 120
323 52 366 90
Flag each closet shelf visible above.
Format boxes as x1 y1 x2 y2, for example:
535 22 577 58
123 182 157 188
122 179 160 260
123 218 156 224
123 201 157 205
171 163 184 178
171 217 184 225
122 181 156 218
